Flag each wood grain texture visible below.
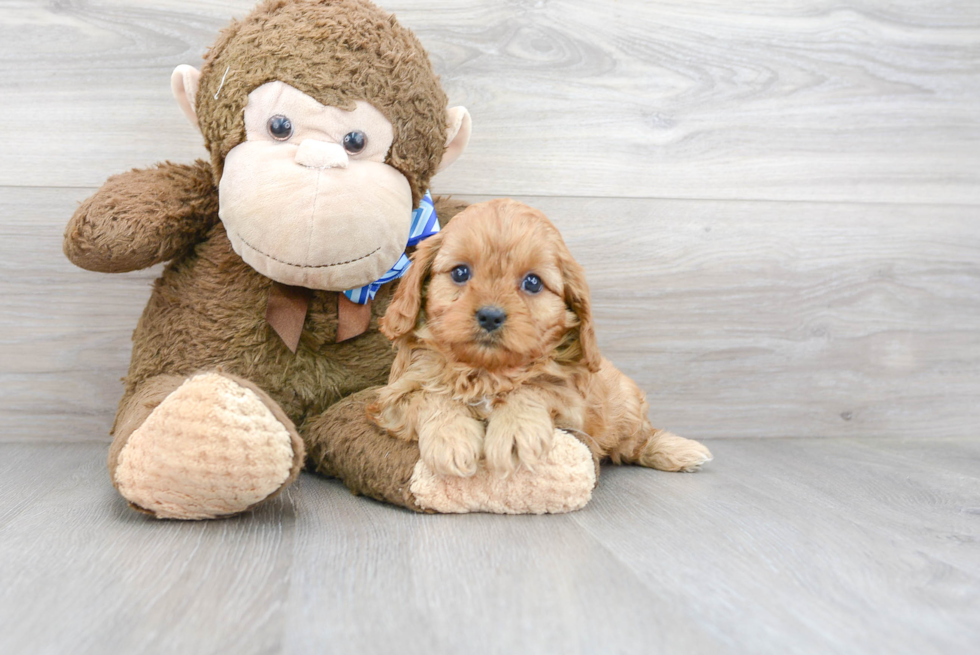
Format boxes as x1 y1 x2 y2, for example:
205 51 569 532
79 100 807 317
0 186 159 442
3 187 977 441
572 437 980 654
1 0 978 202
0 439 976 654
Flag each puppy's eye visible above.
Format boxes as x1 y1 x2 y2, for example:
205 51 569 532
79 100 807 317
521 273 543 294
343 131 367 154
450 265 471 284
268 115 293 141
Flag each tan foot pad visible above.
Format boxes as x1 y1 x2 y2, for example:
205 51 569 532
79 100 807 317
115 373 296 520
409 430 596 514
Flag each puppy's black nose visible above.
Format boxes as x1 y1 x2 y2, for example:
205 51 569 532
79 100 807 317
476 306 507 332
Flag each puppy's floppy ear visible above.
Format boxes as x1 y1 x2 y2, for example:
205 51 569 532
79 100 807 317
560 248 602 373
381 232 444 340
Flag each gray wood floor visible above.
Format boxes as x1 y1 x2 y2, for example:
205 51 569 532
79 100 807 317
0 438 977 655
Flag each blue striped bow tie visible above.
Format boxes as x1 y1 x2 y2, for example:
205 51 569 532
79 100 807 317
343 191 440 304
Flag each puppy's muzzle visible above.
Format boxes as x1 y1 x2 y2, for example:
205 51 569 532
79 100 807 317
476 306 506 332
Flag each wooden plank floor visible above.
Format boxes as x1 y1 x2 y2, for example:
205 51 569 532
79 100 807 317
0 438 977 654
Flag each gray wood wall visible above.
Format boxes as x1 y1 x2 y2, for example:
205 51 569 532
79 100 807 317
1 0 978 441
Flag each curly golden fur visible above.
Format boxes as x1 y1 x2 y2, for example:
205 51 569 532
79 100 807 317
370 199 712 478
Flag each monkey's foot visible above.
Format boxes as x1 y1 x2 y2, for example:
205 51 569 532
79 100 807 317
114 372 304 520
409 429 596 514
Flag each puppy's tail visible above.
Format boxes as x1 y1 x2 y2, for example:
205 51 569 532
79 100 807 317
632 428 713 472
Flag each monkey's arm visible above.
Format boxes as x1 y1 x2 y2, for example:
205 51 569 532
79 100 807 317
64 159 219 272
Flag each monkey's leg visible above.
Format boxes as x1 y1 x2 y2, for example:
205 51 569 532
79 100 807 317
109 371 304 520
304 388 598 514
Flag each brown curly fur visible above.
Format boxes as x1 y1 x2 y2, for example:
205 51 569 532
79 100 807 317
64 160 219 273
370 199 713 477
96 189 465 438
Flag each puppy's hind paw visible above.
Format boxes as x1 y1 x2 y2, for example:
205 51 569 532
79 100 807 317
639 430 712 472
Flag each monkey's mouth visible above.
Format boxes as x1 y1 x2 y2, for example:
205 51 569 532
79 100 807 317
234 231 381 270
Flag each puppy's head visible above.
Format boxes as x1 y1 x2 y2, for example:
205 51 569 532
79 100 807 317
382 199 600 372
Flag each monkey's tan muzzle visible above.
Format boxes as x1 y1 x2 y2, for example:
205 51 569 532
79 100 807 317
218 141 413 291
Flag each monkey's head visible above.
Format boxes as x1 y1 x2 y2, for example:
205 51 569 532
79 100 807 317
171 0 471 290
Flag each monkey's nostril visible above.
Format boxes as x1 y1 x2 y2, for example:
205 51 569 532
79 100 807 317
476 306 506 332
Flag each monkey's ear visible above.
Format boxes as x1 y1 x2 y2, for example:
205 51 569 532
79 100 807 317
171 65 202 132
437 107 471 172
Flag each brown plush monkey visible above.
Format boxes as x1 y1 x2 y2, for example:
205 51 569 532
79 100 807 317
64 0 597 519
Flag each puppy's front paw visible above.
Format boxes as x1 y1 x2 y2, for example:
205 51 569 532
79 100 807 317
418 416 485 478
485 410 555 477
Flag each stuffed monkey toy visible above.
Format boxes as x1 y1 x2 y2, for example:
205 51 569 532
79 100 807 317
64 0 597 519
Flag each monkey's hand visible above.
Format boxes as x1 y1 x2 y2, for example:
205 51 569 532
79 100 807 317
64 159 218 272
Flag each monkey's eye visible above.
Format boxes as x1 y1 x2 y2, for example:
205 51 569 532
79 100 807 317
450 265 471 284
521 273 543 294
343 131 367 154
267 115 293 141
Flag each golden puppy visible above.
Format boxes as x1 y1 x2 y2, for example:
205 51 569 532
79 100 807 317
370 199 712 478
